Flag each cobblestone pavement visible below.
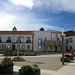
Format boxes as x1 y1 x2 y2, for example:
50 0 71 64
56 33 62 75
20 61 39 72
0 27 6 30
0 54 66 71
13 54 65 71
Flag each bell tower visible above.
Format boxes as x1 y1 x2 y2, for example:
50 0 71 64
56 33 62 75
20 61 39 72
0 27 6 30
13 26 17 32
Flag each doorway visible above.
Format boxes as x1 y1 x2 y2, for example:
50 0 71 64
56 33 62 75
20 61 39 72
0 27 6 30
48 45 52 52
54 46 57 52
12 45 15 50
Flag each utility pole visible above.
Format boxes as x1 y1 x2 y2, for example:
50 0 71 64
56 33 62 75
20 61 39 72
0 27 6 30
17 38 20 57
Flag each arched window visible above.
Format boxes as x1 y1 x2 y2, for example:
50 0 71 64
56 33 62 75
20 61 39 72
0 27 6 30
54 45 57 52
48 45 52 51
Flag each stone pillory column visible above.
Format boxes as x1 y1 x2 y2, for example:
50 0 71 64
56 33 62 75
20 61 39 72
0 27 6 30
13 38 25 61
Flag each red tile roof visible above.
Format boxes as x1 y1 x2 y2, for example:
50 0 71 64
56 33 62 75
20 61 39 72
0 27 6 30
65 31 75 36
0 31 34 35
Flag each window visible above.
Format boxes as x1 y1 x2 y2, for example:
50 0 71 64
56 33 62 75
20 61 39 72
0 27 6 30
7 37 11 42
0 44 1 49
38 38 42 44
2 44 6 49
66 39 68 44
8 37 11 40
27 45 30 49
27 37 31 40
69 38 73 43
38 45 42 49
22 45 25 49
59 45 60 47
70 46 72 49
26 37 31 43
0 37 1 40
0 37 2 42
57 37 59 41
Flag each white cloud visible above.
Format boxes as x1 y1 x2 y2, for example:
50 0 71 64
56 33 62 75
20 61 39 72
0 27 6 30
24 24 59 31
9 0 34 9
34 0 75 13
0 12 59 31
17 24 58 31
0 13 15 30
4 0 75 13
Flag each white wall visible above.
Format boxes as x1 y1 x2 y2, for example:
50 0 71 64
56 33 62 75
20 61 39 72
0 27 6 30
0 35 32 50
0 35 32 43
66 36 75 50
33 31 51 51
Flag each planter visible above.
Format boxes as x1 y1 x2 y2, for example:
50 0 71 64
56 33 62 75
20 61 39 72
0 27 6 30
60 58 70 62
19 70 40 75
69 56 74 60
0 66 13 74
65 55 74 60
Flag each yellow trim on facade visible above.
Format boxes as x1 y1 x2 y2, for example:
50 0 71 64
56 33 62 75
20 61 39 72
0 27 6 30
0 42 32 44
33 51 45 52
20 50 32 52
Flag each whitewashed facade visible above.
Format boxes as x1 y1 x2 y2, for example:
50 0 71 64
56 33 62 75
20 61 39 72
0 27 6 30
33 31 63 52
33 31 51 51
65 31 75 51
0 27 64 53
66 36 75 50
0 34 33 52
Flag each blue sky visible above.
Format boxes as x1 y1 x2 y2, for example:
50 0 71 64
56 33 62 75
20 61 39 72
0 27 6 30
0 0 75 31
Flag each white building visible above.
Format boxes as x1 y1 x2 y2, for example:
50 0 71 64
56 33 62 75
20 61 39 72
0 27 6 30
0 27 64 53
0 27 33 53
65 31 75 51
33 31 51 52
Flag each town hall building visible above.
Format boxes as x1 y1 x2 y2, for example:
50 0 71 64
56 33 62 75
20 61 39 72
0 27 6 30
0 27 66 53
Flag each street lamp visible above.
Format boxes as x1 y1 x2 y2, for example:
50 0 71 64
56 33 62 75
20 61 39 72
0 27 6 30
62 26 64 65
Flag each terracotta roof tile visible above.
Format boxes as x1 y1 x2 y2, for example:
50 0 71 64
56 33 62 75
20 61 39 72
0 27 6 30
0 31 33 35
65 31 75 36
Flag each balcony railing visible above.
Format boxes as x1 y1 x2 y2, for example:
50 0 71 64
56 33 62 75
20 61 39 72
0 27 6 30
7 40 11 42
26 40 31 43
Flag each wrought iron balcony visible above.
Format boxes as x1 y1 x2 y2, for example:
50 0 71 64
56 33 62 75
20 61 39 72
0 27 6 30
26 40 31 43
7 40 11 42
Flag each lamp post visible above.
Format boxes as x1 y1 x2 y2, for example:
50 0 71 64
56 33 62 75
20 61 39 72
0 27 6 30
62 26 64 65
17 38 20 57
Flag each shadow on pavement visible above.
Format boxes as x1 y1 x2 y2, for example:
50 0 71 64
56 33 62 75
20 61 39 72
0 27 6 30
1 72 19 75
25 60 45 64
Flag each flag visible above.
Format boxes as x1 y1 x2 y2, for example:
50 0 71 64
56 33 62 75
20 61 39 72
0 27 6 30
19 36 21 38
22 36 24 39
17 36 21 39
